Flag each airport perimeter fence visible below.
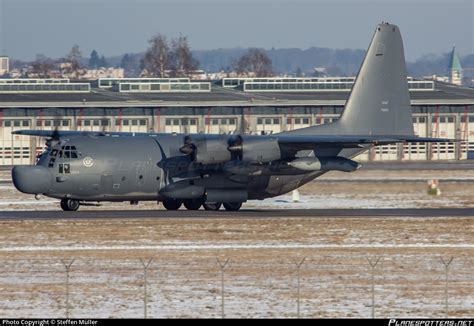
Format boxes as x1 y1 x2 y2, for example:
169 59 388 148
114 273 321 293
0 254 472 318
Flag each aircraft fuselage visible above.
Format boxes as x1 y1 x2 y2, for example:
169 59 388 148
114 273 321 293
12 134 323 204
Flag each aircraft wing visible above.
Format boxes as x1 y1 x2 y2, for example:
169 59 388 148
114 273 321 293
12 130 454 146
273 134 455 149
12 130 159 138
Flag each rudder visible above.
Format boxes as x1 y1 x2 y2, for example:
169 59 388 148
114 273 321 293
284 23 414 137
337 22 413 136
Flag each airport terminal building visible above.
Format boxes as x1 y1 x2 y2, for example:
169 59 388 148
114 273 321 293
0 77 474 165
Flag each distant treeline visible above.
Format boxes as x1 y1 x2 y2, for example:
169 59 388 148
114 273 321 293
107 48 474 78
11 47 474 78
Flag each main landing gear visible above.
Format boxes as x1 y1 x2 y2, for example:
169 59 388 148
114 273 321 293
222 202 242 211
162 199 182 210
202 202 222 211
161 199 241 211
60 199 80 211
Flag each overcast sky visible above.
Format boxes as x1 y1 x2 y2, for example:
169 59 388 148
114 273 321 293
0 0 472 61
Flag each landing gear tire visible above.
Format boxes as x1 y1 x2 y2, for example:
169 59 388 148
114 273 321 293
203 202 222 211
223 202 242 211
60 199 80 211
183 198 203 210
162 199 182 210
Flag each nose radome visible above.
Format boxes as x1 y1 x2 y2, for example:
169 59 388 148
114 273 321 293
12 166 51 194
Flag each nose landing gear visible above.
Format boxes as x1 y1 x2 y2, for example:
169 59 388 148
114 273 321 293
60 199 80 211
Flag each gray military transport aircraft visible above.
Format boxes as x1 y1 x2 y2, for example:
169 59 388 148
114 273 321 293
11 23 450 211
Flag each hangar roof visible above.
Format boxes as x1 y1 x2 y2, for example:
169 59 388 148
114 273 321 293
0 81 473 108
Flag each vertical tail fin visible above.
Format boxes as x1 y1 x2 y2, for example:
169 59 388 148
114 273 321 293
286 23 414 137
338 22 413 136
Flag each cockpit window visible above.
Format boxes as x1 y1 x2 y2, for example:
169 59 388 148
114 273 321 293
60 146 78 159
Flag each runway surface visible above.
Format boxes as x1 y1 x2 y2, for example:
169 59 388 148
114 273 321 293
0 208 473 220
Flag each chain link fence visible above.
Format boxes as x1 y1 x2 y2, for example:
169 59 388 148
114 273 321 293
0 253 472 318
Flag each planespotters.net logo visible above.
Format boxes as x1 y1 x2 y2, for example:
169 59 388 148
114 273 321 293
389 320 473 326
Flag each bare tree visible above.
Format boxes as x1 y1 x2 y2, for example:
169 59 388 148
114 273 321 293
62 45 83 77
142 34 171 77
236 48 273 77
30 54 55 78
67 45 82 71
170 35 199 77
121 53 141 77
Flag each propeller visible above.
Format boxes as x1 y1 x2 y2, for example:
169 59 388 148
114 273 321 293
227 134 243 161
45 112 63 148
179 136 196 156
179 134 245 162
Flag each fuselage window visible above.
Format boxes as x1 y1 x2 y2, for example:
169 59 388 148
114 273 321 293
58 163 71 174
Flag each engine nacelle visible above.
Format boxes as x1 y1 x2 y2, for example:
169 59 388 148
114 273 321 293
181 135 282 165
193 139 231 164
180 136 231 164
229 137 281 163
